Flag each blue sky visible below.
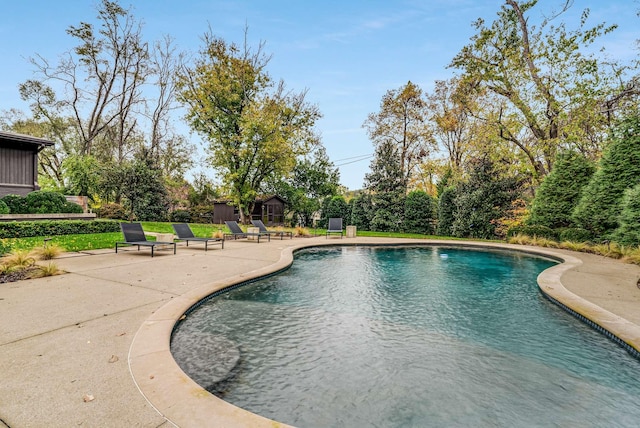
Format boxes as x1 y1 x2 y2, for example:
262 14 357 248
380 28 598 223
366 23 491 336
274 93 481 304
1 1 638 189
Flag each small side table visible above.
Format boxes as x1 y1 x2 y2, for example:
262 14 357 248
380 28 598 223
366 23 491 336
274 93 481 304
346 225 357 238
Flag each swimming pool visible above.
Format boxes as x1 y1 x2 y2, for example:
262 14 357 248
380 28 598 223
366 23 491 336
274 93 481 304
171 246 640 427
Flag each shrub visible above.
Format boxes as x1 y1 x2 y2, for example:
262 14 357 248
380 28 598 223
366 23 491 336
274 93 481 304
319 196 349 228
170 209 191 223
62 201 84 213
28 262 63 279
403 190 437 234
349 194 373 231
1 194 28 214
451 158 524 240
506 225 558 241
436 187 456 236
558 241 591 252
96 203 127 220
0 200 9 214
189 205 215 223
528 151 595 229
558 227 594 243
573 116 640 235
613 184 640 246
295 226 310 236
0 239 11 256
30 244 64 260
0 220 121 239
24 191 68 214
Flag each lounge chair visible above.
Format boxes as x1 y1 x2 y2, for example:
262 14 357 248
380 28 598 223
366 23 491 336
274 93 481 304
224 220 271 243
115 222 176 257
251 219 293 240
172 223 224 251
326 217 343 238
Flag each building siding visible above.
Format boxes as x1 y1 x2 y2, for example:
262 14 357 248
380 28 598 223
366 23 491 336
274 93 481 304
0 147 34 186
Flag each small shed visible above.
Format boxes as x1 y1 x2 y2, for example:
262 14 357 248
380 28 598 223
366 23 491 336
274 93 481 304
212 195 287 226
0 131 53 198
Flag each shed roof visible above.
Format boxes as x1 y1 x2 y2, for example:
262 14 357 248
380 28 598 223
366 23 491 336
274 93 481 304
0 130 54 151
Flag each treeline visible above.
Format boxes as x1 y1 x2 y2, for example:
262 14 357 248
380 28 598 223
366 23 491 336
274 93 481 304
324 116 640 247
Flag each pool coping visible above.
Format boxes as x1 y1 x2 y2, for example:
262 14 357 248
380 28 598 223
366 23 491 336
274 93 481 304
128 239 640 427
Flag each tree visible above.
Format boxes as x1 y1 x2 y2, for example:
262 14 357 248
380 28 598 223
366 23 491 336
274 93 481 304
436 186 457 237
452 157 524 239
613 184 640 246
403 190 437 235
528 151 595 229
21 0 149 158
426 78 477 172
320 196 349 228
11 0 190 197
349 193 374 231
62 155 102 201
363 81 434 189
573 116 640 236
118 150 170 221
450 0 630 180
267 146 340 227
177 29 321 223
364 140 406 232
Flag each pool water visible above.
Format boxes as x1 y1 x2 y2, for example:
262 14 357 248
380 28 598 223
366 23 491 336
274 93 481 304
171 246 640 427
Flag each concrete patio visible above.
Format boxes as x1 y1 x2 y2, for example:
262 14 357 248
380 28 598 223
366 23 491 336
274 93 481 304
1 236 639 427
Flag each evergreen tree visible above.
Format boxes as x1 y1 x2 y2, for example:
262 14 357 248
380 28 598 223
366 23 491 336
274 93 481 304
573 117 640 235
120 150 170 221
403 190 437 234
528 151 595 229
364 140 406 232
436 186 457 236
320 195 349 228
452 157 523 239
613 184 640 246
349 193 374 231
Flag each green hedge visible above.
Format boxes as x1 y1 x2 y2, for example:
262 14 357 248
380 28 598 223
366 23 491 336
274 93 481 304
0 220 121 238
1 191 84 214
558 227 594 243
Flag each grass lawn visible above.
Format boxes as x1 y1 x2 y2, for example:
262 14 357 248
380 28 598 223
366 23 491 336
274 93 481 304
2 222 290 253
1 221 489 255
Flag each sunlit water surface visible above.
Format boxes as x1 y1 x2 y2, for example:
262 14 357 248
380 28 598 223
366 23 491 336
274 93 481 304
171 246 640 427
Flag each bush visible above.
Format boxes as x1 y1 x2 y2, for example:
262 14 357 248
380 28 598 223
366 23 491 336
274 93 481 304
403 190 436 234
349 194 373 231
528 151 595 229
506 225 558 241
189 205 215 223
0 220 121 239
62 201 84 214
0 239 10 256
0 200 9 214
170 209 191 223
1 194 28 214
24 191 68 214
319 196 349 228
613 184 640 246
573 116 640 235
452 158 524 240
558 227 594 243
436 187 456 236
96 203 127 220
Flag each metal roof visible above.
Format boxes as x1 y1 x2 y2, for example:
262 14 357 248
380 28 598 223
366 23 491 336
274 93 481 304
0 130 54 151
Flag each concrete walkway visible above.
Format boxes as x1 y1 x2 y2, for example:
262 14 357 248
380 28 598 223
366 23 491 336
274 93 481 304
1 237 639 427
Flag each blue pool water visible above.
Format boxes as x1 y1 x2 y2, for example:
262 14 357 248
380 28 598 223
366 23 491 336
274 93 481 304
171 246 640 427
